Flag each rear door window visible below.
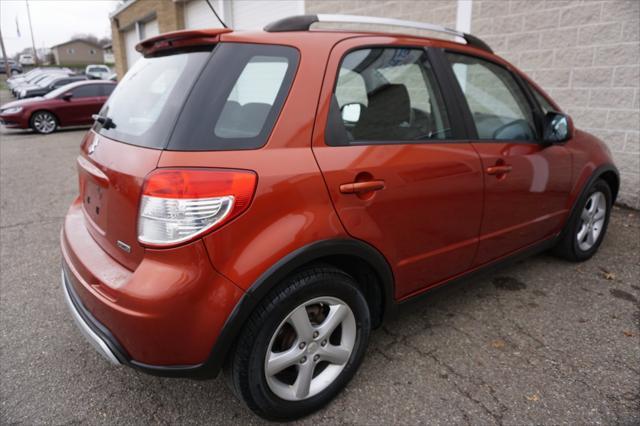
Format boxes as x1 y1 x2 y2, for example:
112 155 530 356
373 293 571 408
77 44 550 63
72 85 102 98
327 47 452 144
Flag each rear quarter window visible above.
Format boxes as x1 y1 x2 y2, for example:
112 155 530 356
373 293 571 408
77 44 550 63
168 43 299 151
214 55 290 139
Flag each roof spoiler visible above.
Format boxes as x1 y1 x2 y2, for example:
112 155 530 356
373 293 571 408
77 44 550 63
136 28 232 56
264 14 493 53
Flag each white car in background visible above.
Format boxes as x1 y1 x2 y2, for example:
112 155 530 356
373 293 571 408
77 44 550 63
85 65 111 80
19 54 35 66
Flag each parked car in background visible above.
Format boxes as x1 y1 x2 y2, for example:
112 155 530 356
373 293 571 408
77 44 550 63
7 69 50 92
19 54 35 66
18 75 88 99
59 16 619 421
12 73 57 96
0 80 116 134
7 67 70 87
0 59 23 75
7 68 49 88
9 68 72 96
85 65 111 80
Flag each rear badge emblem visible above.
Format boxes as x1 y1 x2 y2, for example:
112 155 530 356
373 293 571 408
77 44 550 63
116 240 131 253
88 139 100 155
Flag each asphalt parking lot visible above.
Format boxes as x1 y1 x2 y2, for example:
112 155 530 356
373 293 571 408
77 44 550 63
1 91 639 425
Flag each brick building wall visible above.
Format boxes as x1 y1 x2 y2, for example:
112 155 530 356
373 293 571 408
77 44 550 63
306 0 640 208
307 0 457 30
472 0 639 208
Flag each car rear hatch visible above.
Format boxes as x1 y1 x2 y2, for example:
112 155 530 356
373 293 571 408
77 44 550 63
76 29 299 270
77 29 229 270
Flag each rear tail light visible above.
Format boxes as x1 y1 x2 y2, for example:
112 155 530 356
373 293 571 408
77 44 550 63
138 168 257 247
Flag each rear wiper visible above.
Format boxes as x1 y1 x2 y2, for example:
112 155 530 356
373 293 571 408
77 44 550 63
92 114 116 130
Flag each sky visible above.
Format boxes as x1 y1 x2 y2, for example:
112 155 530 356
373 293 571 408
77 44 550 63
0 0 121 56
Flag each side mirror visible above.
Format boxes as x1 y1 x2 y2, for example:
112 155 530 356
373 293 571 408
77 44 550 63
543 111 571 144
61 93 72 101
341 103 362 123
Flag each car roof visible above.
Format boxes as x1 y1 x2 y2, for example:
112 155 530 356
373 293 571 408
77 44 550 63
137 25 498 64
59 79 115 90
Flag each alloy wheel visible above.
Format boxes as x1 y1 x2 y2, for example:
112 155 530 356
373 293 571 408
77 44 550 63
577 191 606 251
32 112 56 134
264 296 356 401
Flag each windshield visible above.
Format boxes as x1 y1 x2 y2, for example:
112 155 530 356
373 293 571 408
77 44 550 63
88 66 108 73
31 74 58 85
37 76 57 87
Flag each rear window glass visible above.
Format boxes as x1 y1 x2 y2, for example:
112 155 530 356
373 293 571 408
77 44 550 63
96 43 298 151
95 51 210 149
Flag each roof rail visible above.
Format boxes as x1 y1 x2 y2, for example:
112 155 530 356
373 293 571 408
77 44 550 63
264 14 493 53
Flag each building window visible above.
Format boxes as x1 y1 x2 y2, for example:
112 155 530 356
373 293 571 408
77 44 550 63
67 48 75 54
90 49 96 55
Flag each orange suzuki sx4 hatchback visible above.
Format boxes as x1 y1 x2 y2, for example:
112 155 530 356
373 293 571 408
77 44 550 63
61 15 619 420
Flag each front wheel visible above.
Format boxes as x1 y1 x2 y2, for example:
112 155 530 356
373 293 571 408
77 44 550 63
225 266 371 421
30 111 58 134
554 178 612 261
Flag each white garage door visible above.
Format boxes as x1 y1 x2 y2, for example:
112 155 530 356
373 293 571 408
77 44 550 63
232 0 304 30
143 19 159 38
184 0 225 29
123 28 141 71
123 19 160 71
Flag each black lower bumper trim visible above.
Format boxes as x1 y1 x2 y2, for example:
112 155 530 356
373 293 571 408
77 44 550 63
62 263 212 378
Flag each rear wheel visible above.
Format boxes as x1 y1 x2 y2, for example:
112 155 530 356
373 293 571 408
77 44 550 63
30 111 58 134
554 179 612 261
225 266 371 421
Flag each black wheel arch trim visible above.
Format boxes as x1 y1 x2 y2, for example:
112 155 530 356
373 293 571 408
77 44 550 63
562 163 619 237
574 163 619 208
197 238 395 379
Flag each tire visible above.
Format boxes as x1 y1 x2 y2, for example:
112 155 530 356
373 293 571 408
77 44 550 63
225 265 371 421
553 178 612 261
30 111 58 134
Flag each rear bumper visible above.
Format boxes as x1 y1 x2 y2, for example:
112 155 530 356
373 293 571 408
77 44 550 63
61 197 245 378
61 267 122 365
